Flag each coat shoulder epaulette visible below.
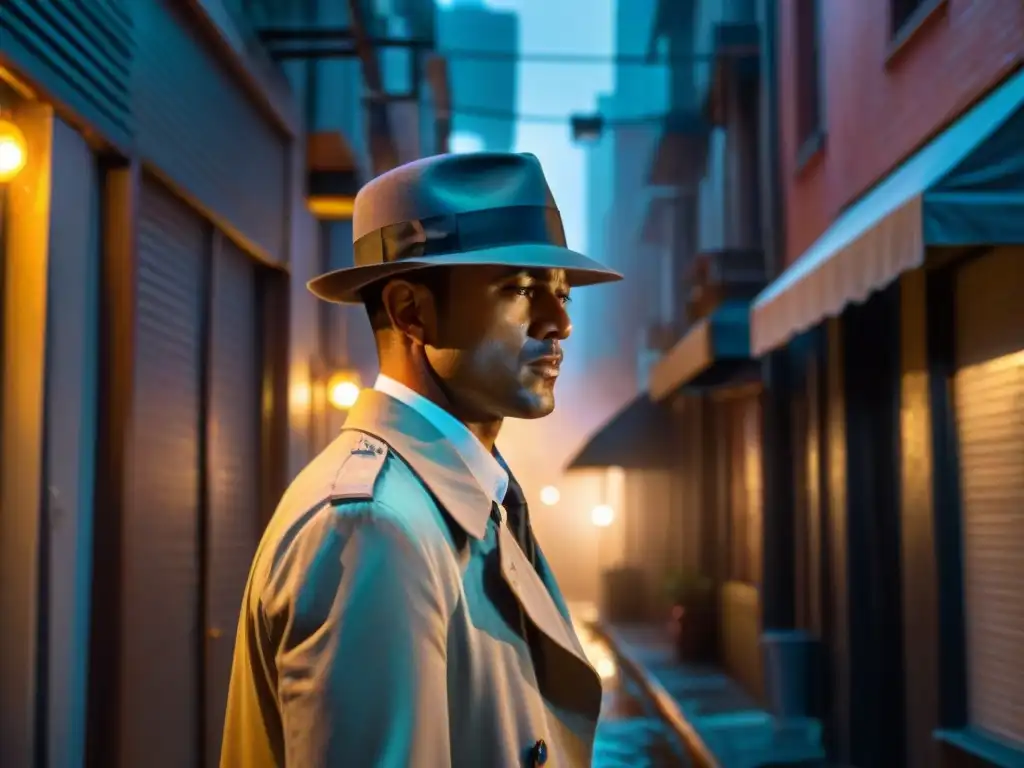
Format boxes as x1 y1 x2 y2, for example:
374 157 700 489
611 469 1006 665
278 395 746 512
328 431 389 505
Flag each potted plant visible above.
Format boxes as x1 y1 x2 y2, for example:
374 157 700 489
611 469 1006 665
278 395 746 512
663 570 716 663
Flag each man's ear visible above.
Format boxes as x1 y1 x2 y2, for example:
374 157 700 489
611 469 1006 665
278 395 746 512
381 279 436 344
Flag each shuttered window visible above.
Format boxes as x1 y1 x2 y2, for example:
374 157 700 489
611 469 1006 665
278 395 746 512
204 235 263 766
121 177 207 767
953 247 1024 748
120 179 269 767
726 391 763 584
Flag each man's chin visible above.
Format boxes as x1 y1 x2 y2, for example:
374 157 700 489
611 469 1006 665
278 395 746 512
508 388 556 419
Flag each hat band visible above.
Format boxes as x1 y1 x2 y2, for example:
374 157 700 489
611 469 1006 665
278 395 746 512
353 205 567 267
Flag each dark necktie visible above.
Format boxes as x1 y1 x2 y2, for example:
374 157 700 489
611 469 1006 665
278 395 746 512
493 451 539 570
491 453 549 682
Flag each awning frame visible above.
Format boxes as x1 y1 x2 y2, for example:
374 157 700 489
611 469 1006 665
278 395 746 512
649 301 758 401
751 65 1024 356
564 394 677 471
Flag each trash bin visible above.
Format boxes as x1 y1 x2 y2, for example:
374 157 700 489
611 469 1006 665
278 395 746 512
761 629 817 720
601 567 647 623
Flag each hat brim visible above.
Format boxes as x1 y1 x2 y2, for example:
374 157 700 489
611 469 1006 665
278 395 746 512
307 244 624 304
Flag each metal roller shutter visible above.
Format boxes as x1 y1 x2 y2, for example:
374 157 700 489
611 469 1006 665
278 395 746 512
953 246 1024 748
204 236 262 766
120 178 206 768
726 393 762 585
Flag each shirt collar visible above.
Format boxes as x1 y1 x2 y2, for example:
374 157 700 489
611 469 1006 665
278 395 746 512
373 374 509 505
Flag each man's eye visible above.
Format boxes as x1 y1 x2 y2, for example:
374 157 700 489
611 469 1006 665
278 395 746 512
508 285 570 304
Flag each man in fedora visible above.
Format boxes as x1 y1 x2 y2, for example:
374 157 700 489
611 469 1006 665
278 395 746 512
220 152 622 767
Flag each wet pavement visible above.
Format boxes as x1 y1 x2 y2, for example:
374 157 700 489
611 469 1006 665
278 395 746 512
572 609 690 767
597 624 826 768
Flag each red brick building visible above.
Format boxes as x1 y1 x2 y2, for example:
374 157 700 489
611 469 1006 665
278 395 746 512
779 0 1024 265
751 2 1024 768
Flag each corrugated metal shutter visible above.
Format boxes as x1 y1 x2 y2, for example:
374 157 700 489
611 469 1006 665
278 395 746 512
204 236 263 766
953 246 1024 748
726 392 763 584
720 389 764 700
678 395 705 574
132 0 288 258
0 0 133 147
622 467 676 607
120 178 206 767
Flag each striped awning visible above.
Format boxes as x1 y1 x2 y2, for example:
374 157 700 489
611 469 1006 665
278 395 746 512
751 66 1024 356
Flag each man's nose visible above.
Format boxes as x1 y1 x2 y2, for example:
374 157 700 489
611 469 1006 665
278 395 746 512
531 295 572 340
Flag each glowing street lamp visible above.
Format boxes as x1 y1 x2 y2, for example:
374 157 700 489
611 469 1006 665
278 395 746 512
539 485 560 506
326 371 361 411
590 504 614 528
0 119 27 183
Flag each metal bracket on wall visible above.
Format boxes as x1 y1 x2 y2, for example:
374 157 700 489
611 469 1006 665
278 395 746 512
258 9 434 173
257 26 430 103
257 26 431 58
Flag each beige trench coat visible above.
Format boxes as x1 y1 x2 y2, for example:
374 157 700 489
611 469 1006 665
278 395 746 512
219 390 603 767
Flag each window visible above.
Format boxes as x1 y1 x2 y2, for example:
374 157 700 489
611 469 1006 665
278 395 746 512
793 0 824 156
952 249 1024 748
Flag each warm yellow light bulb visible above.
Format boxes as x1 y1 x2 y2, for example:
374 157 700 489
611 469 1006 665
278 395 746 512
590 504 614 527
0 119 27 183
328 378 360 410
539 485 560 505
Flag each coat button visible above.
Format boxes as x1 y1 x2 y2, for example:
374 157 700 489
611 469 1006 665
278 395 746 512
531 739 548 766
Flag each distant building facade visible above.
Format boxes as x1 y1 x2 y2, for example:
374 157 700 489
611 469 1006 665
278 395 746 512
438 0 518 151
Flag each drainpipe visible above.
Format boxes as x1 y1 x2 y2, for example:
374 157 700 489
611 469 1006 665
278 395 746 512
757 0 818 728
304 0 318 129
757 0 795 636
425 54 451 154
758 0 784 279
346 0 399 174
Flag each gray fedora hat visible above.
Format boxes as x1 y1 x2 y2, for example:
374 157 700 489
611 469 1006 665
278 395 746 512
307 151 623 304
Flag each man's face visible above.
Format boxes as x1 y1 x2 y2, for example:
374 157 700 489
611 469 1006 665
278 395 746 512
424 265 573 420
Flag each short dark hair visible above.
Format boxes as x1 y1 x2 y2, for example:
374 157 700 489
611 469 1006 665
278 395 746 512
360 267 452 332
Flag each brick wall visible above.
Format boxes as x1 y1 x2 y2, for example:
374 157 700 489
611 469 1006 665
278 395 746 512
778 0 1024 266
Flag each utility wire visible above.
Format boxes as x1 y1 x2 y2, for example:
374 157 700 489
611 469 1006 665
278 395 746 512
262 29 760 65
269 43 755 64
436 47 758 66
445 105 667 125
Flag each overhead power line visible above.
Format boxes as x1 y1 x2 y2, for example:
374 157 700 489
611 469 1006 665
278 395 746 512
259 28 760 65
445 105 667 125
436 46 758 66
270 43 758 64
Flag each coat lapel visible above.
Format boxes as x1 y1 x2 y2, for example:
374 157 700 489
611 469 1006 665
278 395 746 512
342 390 597 674
495 506 592 668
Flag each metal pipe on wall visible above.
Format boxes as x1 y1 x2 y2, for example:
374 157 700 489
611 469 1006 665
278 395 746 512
757 0 784 279
755 0 796 632
346 0 399 174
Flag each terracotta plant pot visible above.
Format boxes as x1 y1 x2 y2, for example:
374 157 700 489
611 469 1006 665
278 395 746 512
663 572 716 663
668 602 715 662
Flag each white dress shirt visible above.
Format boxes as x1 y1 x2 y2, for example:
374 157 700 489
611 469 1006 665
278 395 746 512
373 374 509 505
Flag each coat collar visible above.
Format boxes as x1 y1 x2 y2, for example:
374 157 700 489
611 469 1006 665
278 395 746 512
372 374 509 504
342 389 494 540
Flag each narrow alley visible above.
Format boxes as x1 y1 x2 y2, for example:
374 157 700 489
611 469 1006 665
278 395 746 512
1 0 1022 767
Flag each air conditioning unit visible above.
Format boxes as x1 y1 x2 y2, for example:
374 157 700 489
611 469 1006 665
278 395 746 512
686 247 767 321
